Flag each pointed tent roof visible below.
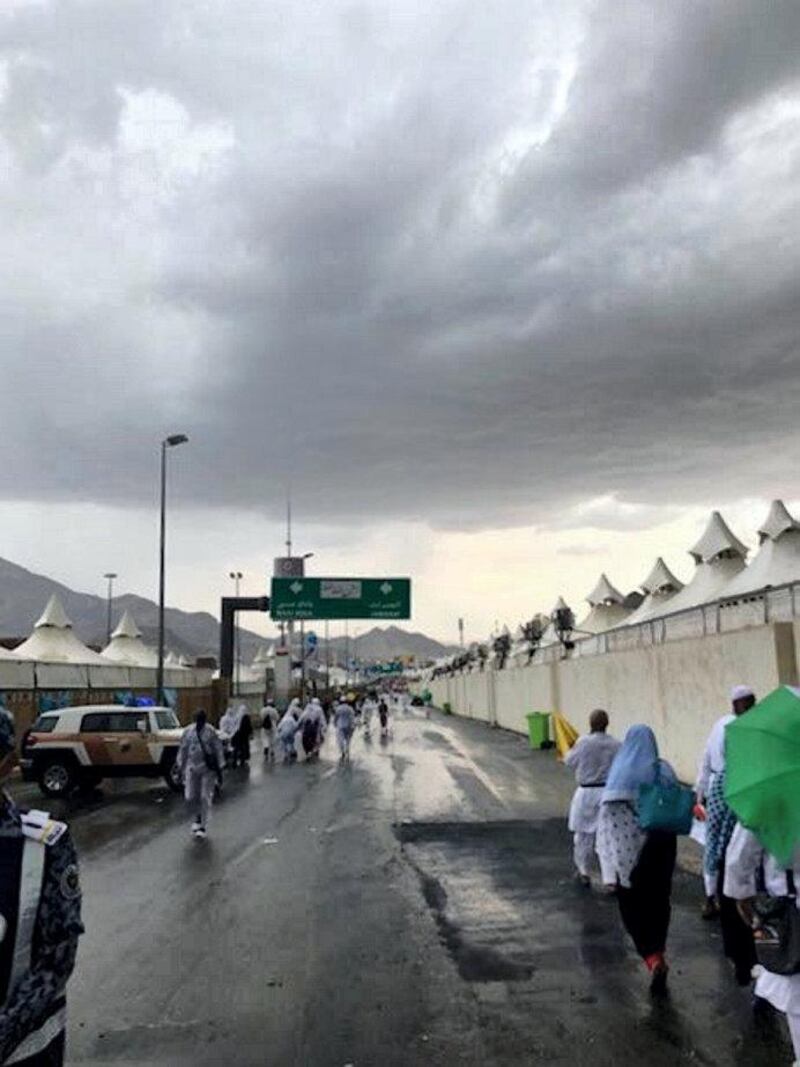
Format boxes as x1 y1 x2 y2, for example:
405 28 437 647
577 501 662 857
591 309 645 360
640 558 684 596
578 601 632 635
111 609 142 640
15 595 109 664
586 574 625 606
657 554 745 615
624 559 685 625
540 597 571 646
758 500 800 544
721 500 800 599
102 609 157 667
36 595 72 630
689 511 748 564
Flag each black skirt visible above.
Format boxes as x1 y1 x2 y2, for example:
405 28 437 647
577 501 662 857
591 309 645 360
616 830 677 959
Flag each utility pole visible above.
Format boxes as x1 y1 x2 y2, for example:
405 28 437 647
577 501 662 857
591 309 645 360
458 617 464 649
157 433 188 704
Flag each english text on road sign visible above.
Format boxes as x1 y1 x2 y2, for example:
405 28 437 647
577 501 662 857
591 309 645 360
270 577 412 621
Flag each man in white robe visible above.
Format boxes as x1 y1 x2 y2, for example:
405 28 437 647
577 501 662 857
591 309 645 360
564 709 621 886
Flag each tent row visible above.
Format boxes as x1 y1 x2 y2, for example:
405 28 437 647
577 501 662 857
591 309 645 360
1 595 196 677
538 499 800 644
429 499 800 676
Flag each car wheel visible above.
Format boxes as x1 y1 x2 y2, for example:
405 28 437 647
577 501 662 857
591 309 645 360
38 759 76 798
164 758 183 793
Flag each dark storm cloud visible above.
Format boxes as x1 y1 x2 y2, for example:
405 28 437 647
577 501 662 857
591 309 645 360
1 0 800 530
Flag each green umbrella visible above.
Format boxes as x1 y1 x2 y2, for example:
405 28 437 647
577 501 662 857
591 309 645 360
725 685 800 865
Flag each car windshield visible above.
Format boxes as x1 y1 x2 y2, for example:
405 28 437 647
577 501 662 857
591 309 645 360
155 711 180 730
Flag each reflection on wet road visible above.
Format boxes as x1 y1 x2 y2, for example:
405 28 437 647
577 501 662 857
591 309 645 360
19 710 792 1065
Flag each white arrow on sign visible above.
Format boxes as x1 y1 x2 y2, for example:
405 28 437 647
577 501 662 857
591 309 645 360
290 581 303 594
380 582 393 595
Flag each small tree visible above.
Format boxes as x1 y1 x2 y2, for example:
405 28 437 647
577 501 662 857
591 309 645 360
493 630 512 670
553 606 576 654
521 614 548 663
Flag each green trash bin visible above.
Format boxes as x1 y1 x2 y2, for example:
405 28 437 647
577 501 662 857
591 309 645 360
526 712 550 750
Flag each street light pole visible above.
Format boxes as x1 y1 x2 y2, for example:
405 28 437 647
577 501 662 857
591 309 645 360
104 572 118 645
229 571 243 696
157 433 189 704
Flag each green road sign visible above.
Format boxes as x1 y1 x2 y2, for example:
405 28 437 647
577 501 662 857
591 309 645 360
270 577 411 621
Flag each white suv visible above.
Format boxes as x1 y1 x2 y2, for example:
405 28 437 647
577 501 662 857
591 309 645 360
20 705 185 797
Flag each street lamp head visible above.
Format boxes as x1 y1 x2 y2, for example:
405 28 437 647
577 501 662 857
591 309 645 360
302 552 314 560
229 571 243 580
103 572 118 580
165 433 189 448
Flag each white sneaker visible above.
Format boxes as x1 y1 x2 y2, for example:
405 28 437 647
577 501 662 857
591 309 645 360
191 820 201 833
193 826 207 839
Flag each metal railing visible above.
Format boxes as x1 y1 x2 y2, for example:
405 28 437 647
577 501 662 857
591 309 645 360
433 578 800 676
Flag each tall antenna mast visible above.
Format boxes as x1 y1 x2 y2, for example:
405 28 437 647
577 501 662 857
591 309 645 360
286 488 292 557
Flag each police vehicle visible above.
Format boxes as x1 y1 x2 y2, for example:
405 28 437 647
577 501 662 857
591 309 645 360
20 705 185 797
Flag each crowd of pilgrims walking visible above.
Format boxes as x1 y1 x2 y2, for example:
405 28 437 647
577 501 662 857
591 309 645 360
177 692 404 840
563 684 800 1060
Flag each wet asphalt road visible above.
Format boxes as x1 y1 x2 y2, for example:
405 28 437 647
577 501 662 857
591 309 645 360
14 709 793 1066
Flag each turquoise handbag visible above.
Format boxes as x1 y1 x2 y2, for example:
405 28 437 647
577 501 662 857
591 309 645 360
638 768 695 834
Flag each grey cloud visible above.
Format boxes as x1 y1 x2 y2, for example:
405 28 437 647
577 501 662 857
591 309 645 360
0 0 799 533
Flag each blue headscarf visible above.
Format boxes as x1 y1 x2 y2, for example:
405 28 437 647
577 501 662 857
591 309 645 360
602 724 675 804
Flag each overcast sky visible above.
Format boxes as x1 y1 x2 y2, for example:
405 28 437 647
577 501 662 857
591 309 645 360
2 0 800 643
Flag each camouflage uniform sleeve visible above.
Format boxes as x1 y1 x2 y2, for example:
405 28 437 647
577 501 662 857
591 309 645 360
0 829 84 1063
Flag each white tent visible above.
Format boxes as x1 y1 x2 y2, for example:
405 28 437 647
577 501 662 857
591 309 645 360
657 511 748 615
252 644 274 666
623 558 685 626
102 610 158 667
165 651 189 670
541 596 570 646
577 575 632 634
509 624 529 664
14 595 109 665
720 500 800 599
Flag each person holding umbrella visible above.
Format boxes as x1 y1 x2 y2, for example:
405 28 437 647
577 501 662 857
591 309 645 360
724 685 800 1055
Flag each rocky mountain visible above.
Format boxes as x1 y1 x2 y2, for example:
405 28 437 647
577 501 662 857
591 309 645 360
316 625 457 664
0 557 454 665
0 556 253 661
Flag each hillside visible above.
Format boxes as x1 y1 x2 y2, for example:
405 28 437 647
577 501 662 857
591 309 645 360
0 556 263 661
0 558 454 665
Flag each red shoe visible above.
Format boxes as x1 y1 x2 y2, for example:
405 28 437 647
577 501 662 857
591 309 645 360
645 953 669 995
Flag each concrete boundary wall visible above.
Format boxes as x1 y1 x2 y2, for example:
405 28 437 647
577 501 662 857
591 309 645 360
429 622 799 782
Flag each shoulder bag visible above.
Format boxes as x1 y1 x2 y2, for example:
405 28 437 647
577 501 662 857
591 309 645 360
638 766 695 835
753 871 800 975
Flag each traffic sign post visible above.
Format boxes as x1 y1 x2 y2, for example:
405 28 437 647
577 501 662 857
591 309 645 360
270 577 411 621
